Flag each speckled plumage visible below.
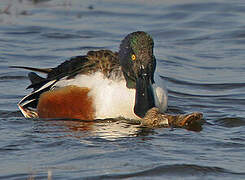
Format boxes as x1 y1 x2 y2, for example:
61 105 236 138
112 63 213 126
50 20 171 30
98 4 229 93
13 49 123 114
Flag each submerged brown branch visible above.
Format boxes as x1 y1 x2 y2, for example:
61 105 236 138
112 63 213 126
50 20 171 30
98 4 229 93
141 107 203 131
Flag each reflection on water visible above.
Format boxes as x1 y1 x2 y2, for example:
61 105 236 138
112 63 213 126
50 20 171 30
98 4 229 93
34 119 147 141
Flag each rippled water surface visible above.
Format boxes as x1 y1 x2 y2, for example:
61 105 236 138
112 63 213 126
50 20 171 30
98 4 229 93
1 0 245 179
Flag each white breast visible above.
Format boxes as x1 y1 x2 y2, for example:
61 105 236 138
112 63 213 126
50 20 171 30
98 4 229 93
54 71 168 120
153 70 168 113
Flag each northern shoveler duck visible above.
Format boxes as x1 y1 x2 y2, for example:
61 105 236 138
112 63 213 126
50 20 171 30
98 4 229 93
12 31 168 121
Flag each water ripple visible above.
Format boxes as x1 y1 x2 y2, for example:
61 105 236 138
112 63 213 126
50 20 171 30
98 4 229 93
215 117 245 128
86 164 245 180
162 76 245 91
0 110 22 118
0 75 27 80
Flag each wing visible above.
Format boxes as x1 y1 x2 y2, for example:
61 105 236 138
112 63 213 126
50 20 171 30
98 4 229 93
11 50 120 118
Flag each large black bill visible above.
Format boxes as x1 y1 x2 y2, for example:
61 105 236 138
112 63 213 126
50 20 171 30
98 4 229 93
134 75 155 118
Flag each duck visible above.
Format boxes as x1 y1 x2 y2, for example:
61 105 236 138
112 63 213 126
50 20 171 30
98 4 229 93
11 31 168 122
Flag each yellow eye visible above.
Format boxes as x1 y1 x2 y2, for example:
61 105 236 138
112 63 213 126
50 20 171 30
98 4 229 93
131 54 136 61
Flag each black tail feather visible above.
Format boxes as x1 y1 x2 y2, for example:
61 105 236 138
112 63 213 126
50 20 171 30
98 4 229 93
28 72 45 84
27 72 48 91
9 66 52 74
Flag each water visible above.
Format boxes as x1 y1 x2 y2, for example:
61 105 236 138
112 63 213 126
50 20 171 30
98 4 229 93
0 0 245 179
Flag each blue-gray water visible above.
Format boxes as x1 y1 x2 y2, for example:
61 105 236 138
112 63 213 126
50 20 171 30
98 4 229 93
1 0 245 179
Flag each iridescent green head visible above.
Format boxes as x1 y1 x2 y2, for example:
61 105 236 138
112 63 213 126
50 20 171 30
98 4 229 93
119 31 156 118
